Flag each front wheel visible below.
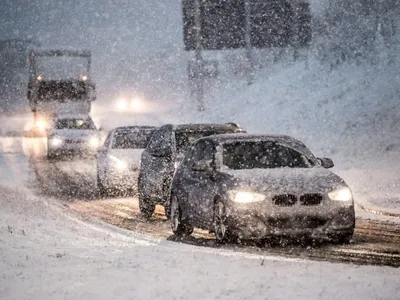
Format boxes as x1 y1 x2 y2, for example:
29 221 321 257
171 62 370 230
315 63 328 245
331 230 354 245
97 173 107 197
213 201 237 243
139 194 155 219
170 195 193 237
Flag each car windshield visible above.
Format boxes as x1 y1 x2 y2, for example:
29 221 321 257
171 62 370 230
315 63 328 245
37 81 87 101
55 118 96 130
175 129 233 153
222 141 314 169
112 129 154 149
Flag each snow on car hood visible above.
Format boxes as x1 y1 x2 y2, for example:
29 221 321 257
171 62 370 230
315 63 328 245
50 129 99 140
222 167 347 195
107 148 144 169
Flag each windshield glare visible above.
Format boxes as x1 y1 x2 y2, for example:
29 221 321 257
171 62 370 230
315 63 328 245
112 130 154 149
222 141 314 170
55 118 96 130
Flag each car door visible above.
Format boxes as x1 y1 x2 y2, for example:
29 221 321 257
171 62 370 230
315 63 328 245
140 125 173 200
184 140 217 227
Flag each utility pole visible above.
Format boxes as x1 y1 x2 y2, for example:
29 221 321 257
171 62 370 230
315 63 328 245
194 0 205 111
244 0 254 85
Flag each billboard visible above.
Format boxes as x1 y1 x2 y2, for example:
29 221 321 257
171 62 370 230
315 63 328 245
182 0 311 51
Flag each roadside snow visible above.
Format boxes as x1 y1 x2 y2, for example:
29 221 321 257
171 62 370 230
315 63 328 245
1 185 399 300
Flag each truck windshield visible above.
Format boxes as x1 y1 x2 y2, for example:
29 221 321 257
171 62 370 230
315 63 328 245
55 118 96 130
34 56 89 80
37 81 87 101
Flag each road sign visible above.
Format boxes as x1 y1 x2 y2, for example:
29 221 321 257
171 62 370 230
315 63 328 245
182 0 312 51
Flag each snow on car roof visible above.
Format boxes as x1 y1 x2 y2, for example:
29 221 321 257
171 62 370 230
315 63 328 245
54 114 92 120
172 123 244 132
114 125 157 132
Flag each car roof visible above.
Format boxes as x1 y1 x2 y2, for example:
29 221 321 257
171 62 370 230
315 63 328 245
197 133 316 158
166 123 244 132
54 114 92 120
113 125 157 132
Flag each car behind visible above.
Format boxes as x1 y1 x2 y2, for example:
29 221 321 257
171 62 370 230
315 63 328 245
170 133 355 244
138 122 246 219
47 114 101 159
97 125 156 196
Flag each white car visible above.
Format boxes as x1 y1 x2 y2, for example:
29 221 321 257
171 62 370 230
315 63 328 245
47 114 101 159
97 125 157 196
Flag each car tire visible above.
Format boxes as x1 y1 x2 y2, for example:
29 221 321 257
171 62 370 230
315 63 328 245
213 201 237 243
162 176 173 219
138 174 155 219
139 196 155 219
332 231 354 245
170 195 193 237
47 151 56 160
97 173 107 197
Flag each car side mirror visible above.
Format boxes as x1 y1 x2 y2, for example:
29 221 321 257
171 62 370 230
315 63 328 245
318 157 334 169
192 159 214 172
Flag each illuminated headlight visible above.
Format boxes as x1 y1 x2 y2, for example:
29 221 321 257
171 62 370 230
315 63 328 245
88 136 100 148
328 187 353 202
108 155 128 170
35 120 47 132
49 137 63 147
116 98 129 111
227 190 265 203
36 75 43 81
81 75 88 81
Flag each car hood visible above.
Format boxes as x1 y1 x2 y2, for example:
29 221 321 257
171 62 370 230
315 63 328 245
221 167 347 195
50 129 98 140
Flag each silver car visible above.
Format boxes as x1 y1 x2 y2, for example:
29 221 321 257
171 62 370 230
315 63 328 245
47 114 101 159
97 125 156 196
170 133 355 244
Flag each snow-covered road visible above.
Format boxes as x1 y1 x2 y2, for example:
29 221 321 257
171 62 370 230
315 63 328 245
1 183 400 300
1 138 400 299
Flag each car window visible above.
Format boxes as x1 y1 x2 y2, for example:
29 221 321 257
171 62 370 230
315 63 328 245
192 140 215 162
112 129 154 149
222 141 314 169
175 129 231 154
55 118 96 130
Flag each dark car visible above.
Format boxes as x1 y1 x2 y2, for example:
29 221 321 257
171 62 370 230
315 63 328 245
138 123 246 219
170 133 355 244
97 125 156 196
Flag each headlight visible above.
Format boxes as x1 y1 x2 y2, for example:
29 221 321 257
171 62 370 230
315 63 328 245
328 187 353 202
116 97 129 111
108 155 128 170
88 136 100 148
35 120 47 132
49 137 63 147
227 190 265 203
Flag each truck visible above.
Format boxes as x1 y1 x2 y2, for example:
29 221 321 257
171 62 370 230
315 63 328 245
26 49 96 136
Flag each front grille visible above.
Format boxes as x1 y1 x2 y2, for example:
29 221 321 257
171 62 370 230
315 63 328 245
267 217 326 229
65 139 84 144
272 194 297 206
300 193 323 206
